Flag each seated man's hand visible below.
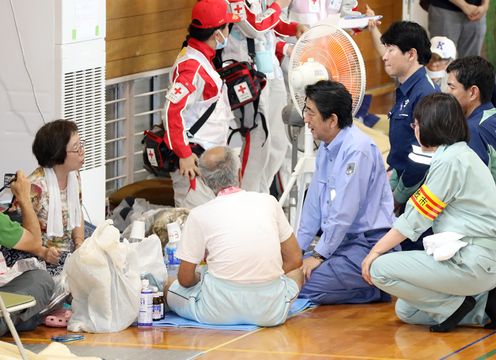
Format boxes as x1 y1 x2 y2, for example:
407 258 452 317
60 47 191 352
44 247 61 265
179 153 199 180
301 256 322 281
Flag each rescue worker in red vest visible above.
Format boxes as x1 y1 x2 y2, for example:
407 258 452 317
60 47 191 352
223 0 307 194
162 0 240 209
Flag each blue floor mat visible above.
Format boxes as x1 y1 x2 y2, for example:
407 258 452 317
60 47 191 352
152 298 315 331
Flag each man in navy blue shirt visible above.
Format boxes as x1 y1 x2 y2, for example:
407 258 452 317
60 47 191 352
381 22 439 213
446 56 496 178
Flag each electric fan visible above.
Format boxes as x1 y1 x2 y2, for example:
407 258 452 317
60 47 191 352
279 23 367 230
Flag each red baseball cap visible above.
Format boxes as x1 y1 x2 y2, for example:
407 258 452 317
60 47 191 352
191 0 240 29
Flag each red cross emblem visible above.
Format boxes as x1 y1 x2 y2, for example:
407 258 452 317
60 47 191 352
148 150 155 158
237 84 247 94
174 87 182 94
234 4 243 13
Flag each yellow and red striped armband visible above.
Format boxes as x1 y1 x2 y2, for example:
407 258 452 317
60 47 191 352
409 184 446 221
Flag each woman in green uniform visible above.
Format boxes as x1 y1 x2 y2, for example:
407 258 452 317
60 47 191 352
362 93 496 332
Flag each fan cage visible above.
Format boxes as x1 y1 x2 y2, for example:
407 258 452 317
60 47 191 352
289 24 366 117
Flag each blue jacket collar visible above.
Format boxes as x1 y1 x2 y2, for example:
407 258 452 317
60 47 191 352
468 102 495 121
398 67 429 97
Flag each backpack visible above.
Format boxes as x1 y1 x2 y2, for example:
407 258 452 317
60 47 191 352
142 124 179 177
216 38 269 176
142 102 216 177
217 59 267 110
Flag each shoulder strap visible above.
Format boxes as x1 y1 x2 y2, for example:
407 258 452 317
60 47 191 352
246 38 256 61
186 101 218 138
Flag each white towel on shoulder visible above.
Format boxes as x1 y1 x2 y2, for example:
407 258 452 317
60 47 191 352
45 167 82 237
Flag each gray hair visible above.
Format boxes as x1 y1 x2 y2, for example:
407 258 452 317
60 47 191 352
199 146 241 194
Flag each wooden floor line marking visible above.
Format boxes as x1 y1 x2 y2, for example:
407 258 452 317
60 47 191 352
186 302 317 359
192 346 407 360
439 331 496 360
188 328 264 359
15 337 210 351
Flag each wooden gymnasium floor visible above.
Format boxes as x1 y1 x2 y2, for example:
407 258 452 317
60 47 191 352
4 96 492 359
3 300 496 359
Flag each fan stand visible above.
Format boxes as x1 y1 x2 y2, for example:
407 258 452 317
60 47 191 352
279 124 315 232
278 23 366 231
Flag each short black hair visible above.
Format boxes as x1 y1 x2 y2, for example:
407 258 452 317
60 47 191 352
447 56 495 104
381 21 432 65
32 119 79 168
304 80 353 128
187 22 227 42
414 93 468 147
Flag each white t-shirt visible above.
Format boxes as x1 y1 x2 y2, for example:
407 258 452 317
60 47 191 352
177 190 294 284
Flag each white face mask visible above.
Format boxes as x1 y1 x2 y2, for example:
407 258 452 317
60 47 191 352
426 68 446 80
215 30 228 50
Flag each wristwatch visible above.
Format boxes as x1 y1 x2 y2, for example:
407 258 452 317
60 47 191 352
311 250 325 262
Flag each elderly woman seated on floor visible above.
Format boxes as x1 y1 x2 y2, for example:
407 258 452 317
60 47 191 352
2 120 85 278
362 93 496 332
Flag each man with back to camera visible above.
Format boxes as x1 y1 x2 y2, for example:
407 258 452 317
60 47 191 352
0 170 54 336
164 146 303 326
380 21 439 219
297 80 397 305
446 56 496 176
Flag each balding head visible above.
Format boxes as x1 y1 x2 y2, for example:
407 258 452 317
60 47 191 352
199 146 241 194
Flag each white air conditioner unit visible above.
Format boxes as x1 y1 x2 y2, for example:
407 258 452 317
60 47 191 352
0 0 106 225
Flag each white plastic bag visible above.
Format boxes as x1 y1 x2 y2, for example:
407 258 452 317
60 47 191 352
129 234 168 290
64 220 141 333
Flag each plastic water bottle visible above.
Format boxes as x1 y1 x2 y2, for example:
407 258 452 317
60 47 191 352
165 222 181 272
138 279 153 327
165 242 180 270
254 39 274 75
129 220 145 243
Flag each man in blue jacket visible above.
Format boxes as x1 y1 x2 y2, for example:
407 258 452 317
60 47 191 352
297 80 396 304
446 56 496 179
381 21 439 215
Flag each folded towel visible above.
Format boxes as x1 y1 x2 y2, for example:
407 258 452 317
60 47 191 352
423 232 466 261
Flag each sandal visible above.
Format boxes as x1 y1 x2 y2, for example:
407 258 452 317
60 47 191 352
44 308 72 328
